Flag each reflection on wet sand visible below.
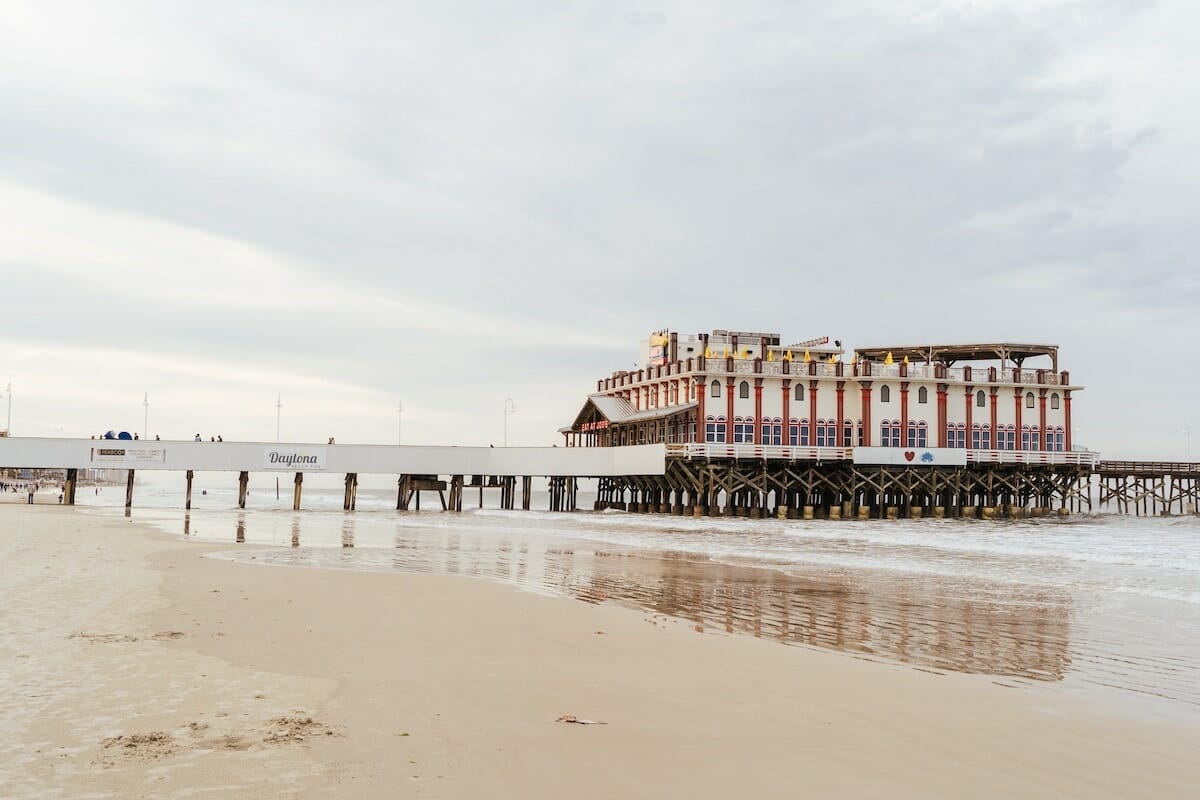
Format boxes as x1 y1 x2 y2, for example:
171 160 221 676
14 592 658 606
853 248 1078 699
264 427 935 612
256 517 1070 683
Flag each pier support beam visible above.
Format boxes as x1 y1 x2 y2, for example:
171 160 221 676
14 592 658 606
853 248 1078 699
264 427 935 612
343 472 358 511
64 468 77 505
238 471 249 509
185 470 194 510
293 472 304 511
522 476 532 510
125 469 135 516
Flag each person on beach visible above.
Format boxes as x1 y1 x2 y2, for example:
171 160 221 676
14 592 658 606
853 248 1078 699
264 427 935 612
194 434 202 441
27 488 34 504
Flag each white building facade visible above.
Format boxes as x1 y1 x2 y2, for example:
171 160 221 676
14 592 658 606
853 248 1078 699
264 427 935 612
565 329 1082 461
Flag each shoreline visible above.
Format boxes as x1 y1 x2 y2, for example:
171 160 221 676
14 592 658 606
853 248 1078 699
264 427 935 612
2 505 1198 798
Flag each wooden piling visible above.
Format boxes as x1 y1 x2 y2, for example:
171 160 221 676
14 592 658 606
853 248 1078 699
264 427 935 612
185 469 194 510
343 472 358 511
64 468 77 505
125 469 135 515
238 471 249 509
293 472 303 511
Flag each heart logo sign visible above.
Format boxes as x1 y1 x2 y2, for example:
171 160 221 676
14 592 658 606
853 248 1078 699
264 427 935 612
903 451 916 462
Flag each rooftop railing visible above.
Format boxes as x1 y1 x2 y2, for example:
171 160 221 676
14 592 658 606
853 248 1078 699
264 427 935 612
600 359 1071 392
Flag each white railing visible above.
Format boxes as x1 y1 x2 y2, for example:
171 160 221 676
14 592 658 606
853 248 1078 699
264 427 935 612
966 449 1098 467
666 442 1098 468
667 443 852 461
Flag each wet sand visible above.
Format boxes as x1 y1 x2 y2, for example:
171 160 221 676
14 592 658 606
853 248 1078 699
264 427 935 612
2 504 1198 798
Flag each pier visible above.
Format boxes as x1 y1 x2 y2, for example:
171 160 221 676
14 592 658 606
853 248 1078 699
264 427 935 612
0 438 665 514
2 437 1196 517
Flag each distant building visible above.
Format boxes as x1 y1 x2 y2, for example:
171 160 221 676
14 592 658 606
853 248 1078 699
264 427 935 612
563 328 1077 454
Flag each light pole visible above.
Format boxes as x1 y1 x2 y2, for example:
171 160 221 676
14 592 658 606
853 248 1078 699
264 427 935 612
143 392 149 439
398 401 404 446
503 398 516 447
275 393 283 443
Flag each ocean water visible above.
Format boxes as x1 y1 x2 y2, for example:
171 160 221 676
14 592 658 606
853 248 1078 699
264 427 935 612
77 475 1200 722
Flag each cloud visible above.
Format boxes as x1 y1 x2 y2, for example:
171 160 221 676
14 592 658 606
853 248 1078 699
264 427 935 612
0 0 1194 456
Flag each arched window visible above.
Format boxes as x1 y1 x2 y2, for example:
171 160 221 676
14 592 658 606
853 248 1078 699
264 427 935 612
815 418 837 447
733 416 754 443
976 390 986 408
1025 391 1035 409
1021 425 1041 450
761 417 782 445
705 415 726 443
879 419 901 447
947 423 967 448
971 423 993 449
918 386 929 404
998 423 1015 450
880 385 891 403
792 418 811 446
739 381 750 399
1051 392 1060 410
710 380 721 398
844 419 854 447
794 383 804 401
908 420 928 448
1054 425 1065 451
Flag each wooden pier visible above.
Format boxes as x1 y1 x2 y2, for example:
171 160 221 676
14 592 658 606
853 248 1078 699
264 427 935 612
1092 461 1200 516
3 437 1197 517
597 457 1095 519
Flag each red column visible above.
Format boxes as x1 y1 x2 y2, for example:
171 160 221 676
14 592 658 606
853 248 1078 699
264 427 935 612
725 378 735 444
781 380 791 442
1039 390 1048 451
936 386 947 447
695 377 705 443
900 382 910 447
753 381 763 444
1064 392 1072 451
964 387 973 446
860 383 872 446
836 381 846 446
1014 388 1024 449
989 389 998 449
809 380 819 445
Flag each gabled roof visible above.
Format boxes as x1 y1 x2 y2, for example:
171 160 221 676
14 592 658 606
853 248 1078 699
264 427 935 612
565 393 697 432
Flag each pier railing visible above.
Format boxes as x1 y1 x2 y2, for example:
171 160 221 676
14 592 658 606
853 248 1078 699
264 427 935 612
668 443 852 461
966 449 1097 468
668 442 1097 468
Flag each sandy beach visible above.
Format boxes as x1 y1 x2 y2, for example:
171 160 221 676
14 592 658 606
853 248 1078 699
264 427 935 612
2 503 1198 799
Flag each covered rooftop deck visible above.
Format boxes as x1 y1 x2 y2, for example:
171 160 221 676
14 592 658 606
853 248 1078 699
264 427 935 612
853 343 1058 372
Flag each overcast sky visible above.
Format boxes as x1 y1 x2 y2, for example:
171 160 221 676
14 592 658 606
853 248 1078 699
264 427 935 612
1 1 1196 459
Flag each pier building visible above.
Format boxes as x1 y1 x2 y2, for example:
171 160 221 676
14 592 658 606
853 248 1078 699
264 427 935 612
564 328 1113 518
564 328 1078 458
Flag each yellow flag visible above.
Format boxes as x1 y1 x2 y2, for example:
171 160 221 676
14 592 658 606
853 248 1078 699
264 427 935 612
767 350 775 362
902 355 910 365
884 351 894 365
784 350 793 362
741 347 750 360
704 345 712 358
723 347 730 358
803 349 811 362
